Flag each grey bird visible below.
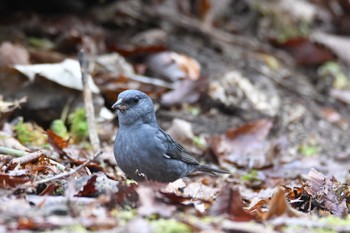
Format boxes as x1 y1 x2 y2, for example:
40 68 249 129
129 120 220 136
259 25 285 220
112 90 228 182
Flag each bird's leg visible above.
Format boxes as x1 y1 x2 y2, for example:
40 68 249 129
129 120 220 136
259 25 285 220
135 169 148 181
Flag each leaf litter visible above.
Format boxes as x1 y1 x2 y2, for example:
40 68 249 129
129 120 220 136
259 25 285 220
0 0 350 232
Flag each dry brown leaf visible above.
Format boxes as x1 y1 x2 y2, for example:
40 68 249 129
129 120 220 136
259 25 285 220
75 173 119 197
147 52 200 81
46 129 69 155
272 37 334 65
161 179 219 212
210 119 273 169
169 52 200 81
0 173 32 188
137 184 176 217
264 187 300 220
209 185 255 222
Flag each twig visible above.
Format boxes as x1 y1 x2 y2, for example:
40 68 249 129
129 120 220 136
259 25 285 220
0 146 26 157
78 49 101 153
33 150 102 185
1 146 65 171
61 96 74 122
130 74 174 89
11 150 45 165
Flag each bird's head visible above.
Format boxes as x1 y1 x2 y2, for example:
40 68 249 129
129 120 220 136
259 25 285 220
112 90 157 126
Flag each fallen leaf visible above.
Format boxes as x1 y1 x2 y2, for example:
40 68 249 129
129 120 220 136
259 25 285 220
272 37 334 65
311 32 350 66
209 185 255 222
146 51 205 105
17 217 53 231
284 186 311 213
75 174 98 197
137 184 176 217
46 129 69 155
75 173 119 197
0 173 32 188
264 187 301 219
210 119 273 169
39 183 57 196
147 52 200 81
13 59 99 93
166 118 194 144
161 180 219 212
169 52 201 80
113 182 139 208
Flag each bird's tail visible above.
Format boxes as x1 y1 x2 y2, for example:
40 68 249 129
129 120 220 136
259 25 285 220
197 164 230 175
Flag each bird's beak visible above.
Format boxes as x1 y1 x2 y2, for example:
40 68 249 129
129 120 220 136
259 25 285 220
112 98 129 111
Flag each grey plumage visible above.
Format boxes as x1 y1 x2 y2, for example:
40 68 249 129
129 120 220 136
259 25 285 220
113 90 228 182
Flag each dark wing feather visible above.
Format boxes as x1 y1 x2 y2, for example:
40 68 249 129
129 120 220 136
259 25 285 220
158 129 199 165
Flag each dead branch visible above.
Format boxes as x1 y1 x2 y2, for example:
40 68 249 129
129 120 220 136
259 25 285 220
78 49 101 153
33 150 102 185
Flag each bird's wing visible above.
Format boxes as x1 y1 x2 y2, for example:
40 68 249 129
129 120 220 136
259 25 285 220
157 128 200 165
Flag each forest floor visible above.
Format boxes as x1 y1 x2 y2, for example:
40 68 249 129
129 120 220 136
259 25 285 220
0 0 350 232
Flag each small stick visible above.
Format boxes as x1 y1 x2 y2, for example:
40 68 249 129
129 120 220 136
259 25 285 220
78 49 101 153
33 150 102 185
130 74 174 89
11 150 44 165
1 146 65 171
0 146 26 157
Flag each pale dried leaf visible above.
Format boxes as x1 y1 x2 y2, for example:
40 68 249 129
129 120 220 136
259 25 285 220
14 59 100 93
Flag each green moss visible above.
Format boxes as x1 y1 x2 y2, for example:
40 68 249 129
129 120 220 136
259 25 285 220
55 224 87 233
318 62 349 89
192 136 206 149
15 119 32 144
321 215 350 226
241 169 259 182
27 37 54 50
152 219 191 233
112 208 137 225
313 229 337 233
188 106 201 116
53 185 65 195
299 145 318 157
14 118 47 146
50 119 69 139
68 108 88 142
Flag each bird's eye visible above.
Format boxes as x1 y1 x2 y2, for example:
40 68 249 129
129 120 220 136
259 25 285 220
132 97 139 104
